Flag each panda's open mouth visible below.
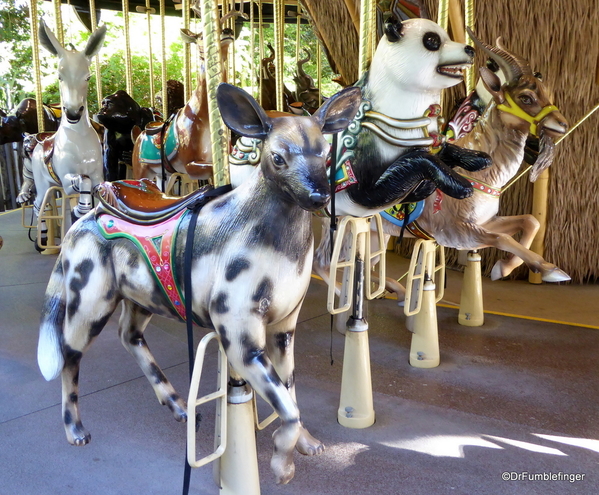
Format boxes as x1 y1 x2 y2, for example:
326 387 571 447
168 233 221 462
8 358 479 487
437 63 471 79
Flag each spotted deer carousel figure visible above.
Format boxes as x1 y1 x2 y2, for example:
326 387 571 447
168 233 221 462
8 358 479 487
17 20 106 248
37 83 362 484
312 17 491 284
376 30 570 302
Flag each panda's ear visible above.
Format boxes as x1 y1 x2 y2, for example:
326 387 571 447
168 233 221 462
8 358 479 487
384 16 404 43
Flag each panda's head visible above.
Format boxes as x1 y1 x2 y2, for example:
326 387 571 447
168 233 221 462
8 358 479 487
373 17 474 92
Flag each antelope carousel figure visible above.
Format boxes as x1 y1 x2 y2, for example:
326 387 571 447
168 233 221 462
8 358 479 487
17 20 106 248
378 30 570 301
132 8 244 188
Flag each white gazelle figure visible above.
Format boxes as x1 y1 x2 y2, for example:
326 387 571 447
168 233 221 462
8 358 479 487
20 20 106 247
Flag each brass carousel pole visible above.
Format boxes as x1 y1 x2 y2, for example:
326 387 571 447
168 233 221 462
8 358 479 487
358 0 372 74
436 0 449 111
250 0 255 98
273 0 285 112
28 0 45 132
258 0 264 106
52 0 64 45
122 0 133 96
89 0 103 106
464 0 476 93
182 0 192 100
145 0 156 105
159 0 168 118
199 0 229 187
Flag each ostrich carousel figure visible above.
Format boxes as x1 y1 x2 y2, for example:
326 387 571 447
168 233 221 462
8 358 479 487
17 20 106 249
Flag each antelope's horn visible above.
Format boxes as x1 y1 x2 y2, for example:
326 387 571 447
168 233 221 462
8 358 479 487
495 37 534 77
220 10 249 25
466 27 524 84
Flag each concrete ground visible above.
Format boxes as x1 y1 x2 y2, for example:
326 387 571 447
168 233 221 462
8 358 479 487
1 207 598 495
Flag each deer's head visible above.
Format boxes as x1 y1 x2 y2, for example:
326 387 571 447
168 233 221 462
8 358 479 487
39 19 106 124
217 84 362 211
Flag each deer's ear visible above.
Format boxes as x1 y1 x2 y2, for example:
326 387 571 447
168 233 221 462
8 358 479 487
313 86 362 134
39 19 64 57
84 24 107 58
479 67 505 105
217 83 271 140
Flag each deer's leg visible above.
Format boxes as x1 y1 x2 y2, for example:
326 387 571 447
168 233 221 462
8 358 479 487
467 223 569 282
266 307 324 458
61 257 119 445
218 316 300 485
118 300 187 422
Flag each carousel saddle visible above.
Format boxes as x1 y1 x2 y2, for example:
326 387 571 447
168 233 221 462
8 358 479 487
95 178 214 225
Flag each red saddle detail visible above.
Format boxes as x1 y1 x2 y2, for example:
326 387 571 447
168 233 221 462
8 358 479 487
97 210 190 322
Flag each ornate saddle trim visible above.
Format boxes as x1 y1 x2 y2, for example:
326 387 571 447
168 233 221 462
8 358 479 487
406 219 435 240
97 209 195 323
460 174 502 197
380 201 425 228
138 118 179 167
445 89 486 142
34 132 61 185
95 179 213 225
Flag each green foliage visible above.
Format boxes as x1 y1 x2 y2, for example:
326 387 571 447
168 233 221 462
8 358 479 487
0 0 36 110
0 5 338 116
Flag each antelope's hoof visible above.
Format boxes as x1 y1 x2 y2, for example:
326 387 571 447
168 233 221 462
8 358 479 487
296 429 325 456
490 261 505 281
66 424 91 446
166 395 188 422
542 267 571 283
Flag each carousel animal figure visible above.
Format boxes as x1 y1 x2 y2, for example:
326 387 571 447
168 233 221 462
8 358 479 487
293 49 321 114
154 79 185 120
0 98 61 145
329 17 491 219
312 17 491 283
95 90 155 181
37 83 362 484
131 25 235 187
17 21 106 244
259 42 297 112
376 30 570 301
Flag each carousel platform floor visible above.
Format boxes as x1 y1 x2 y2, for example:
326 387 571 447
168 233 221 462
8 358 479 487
1 207 598 495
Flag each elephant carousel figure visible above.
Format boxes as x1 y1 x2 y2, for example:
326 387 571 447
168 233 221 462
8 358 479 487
17 20 107 251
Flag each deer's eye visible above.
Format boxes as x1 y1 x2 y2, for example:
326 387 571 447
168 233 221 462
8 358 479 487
272 153 285 167
519 94 534 105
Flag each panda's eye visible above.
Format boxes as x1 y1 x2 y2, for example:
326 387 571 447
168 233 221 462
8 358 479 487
423 32 442 51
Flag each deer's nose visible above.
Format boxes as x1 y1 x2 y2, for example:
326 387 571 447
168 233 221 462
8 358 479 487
464 45 475 58
309 190 330 208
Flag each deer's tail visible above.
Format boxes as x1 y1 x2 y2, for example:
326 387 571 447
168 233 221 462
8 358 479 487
37 254 67 381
